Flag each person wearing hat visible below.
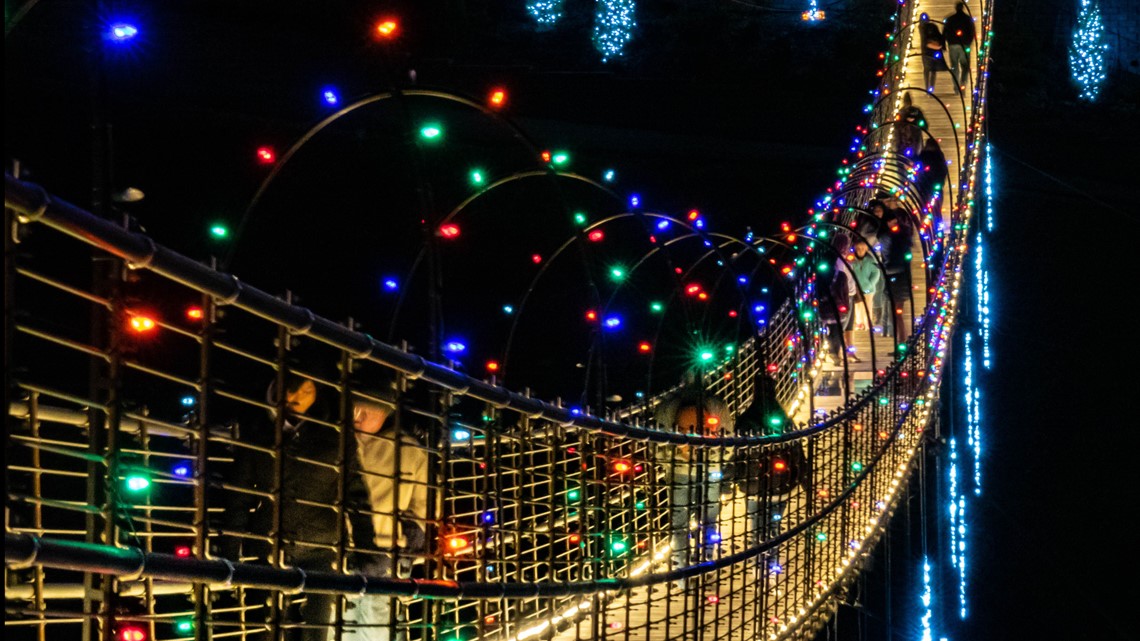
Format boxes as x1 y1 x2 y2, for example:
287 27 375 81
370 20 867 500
344 373 430 641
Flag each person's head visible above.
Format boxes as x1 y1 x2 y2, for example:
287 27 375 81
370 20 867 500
284 375 318 415
867 199 886 218
350 373 399 434
833 233 852 257
352 398 393 434
675 403 725 436
854 238 870 258
655 388 733 436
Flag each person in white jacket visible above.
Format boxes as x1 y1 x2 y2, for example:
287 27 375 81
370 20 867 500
345 386 430 641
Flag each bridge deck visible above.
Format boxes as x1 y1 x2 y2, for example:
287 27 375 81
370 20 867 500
547 1 973 639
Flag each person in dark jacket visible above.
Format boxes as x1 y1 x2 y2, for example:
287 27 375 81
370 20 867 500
943 3 976 93
819 234 856 366
654 385 734 584
733 373 808 572
879 208 917 348
919 13 948 93
223 356 376 640
894 94 928 158
916 138 949 221
856 199 889 248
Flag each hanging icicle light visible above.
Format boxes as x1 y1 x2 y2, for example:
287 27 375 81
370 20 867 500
593 0 637 62
527 1 565 26
1069 0 1107 101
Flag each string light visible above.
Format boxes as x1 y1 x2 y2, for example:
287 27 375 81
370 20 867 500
488 88 507 108
320 87 340 106
209 223 229 239
374 19 399 39
128 314 157 334
105 22 139 43
118 626 147 641
802 0 825 21
1069 0 1107 101
918 556 936 641
420 124 443 140
256 146 276 164
593 0 637 62
527 1 564 25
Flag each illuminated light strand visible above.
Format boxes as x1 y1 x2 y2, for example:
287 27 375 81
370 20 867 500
919 556 936 641
526 0 564 25
802 0 825 21
1069 0 1107 101
593 0 637 62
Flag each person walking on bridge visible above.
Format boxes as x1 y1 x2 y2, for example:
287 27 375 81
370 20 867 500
919 13 948 93
654 386 734 589
943 3 976 94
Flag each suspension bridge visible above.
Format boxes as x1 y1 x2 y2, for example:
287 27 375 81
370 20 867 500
5 1 993 639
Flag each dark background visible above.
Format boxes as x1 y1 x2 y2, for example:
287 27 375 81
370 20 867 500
6 0 1140 639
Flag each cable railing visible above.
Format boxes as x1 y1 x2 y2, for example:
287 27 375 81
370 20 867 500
4 1 993 640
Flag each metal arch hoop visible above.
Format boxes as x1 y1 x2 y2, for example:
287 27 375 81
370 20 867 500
223 88 561 271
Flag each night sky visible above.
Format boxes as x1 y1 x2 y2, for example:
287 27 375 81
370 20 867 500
5 1 1139 639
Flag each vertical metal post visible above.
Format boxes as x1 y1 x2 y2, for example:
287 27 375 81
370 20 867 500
193 278 216 640
333 340 353 641
270 299 291 641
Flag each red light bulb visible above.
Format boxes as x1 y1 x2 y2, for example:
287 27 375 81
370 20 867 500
119 627 147 641
256 146 276 164
587 230 604 242
438 223 460 238
185 306 204 321
375 19 399 38
128 314 157 334
488 88 507 108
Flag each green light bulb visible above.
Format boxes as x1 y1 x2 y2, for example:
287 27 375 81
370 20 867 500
209 224 229 239
610 267 625 281
420 125 442 139
469 169 485 185
650 302 664 313
125 475 150 492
